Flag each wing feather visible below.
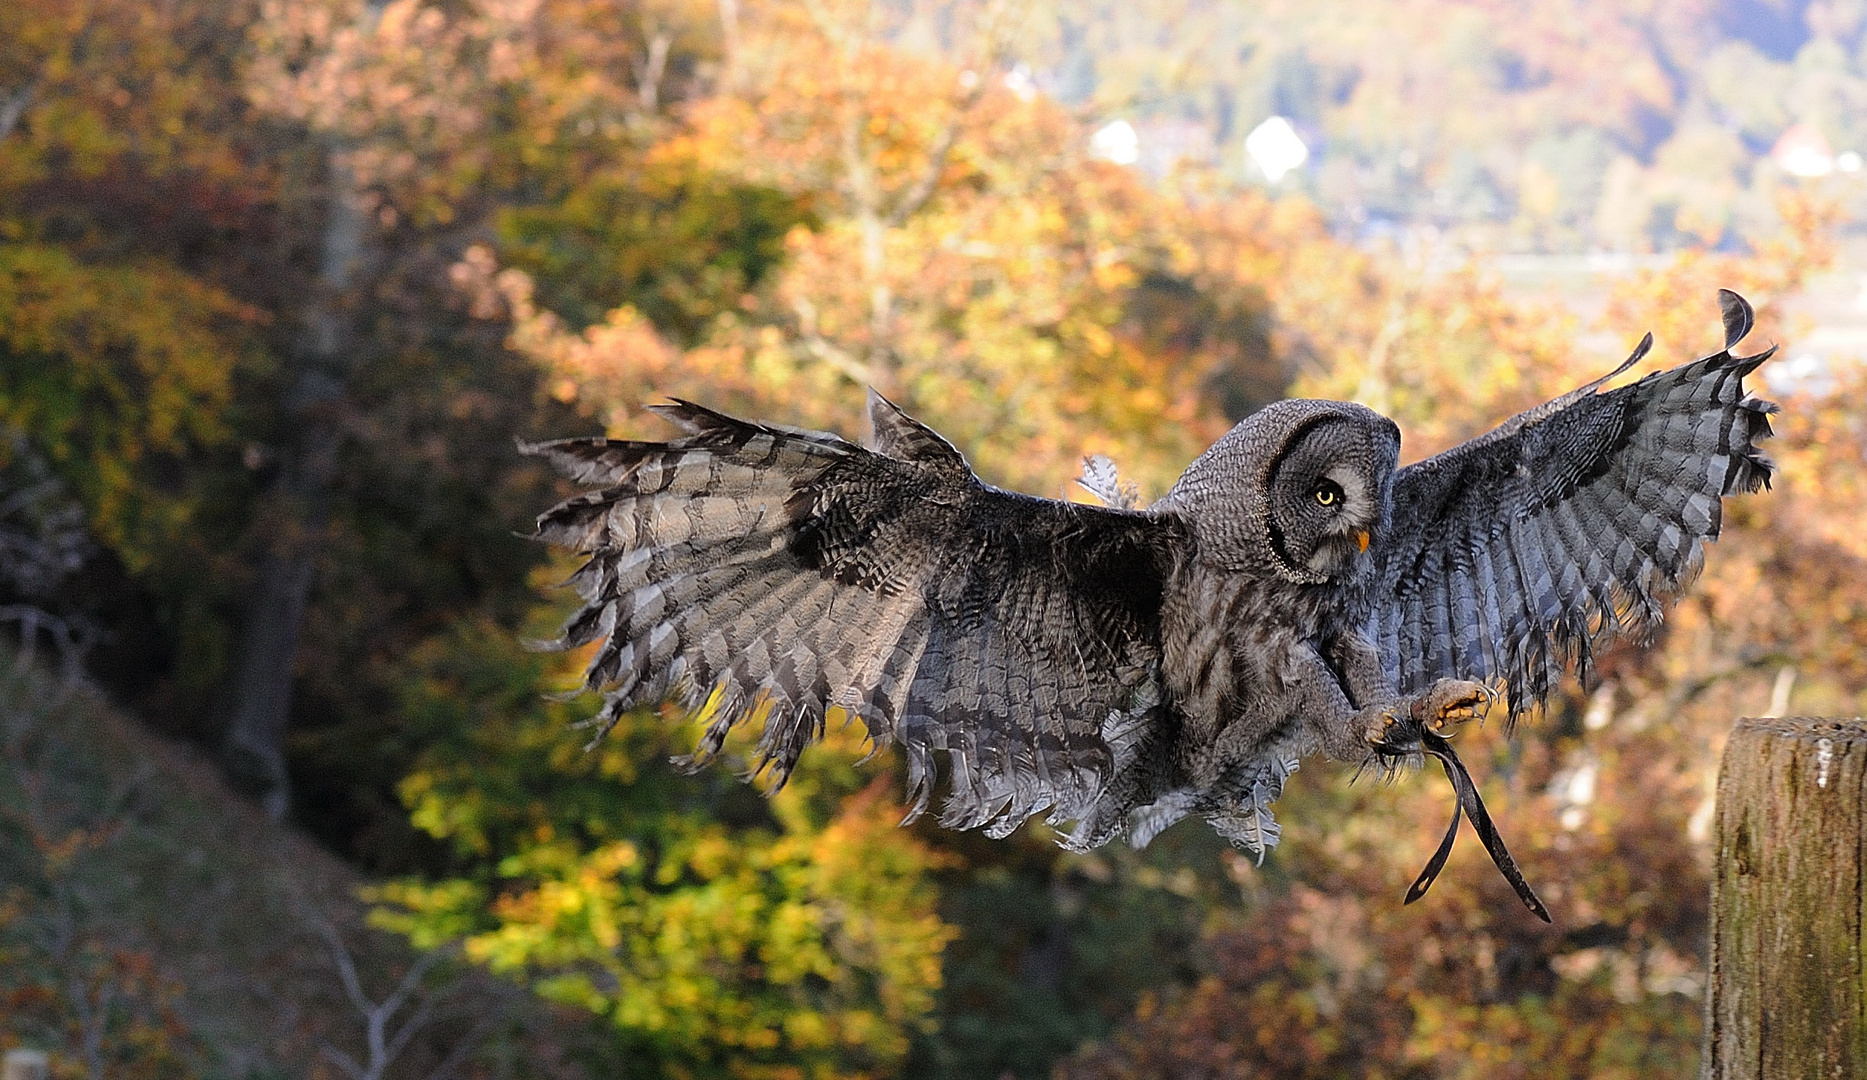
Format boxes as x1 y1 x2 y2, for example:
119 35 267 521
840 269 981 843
1469 534 1507 676
527 394 1186 836
1447 540 1485 677
1378 292 1776 720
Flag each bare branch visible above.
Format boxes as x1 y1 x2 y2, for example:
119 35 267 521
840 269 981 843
378 949 451 1064
302 893 480 1080
839 106 877 214
419 1014 500 1080
715 0 742 90
310 913 377 1020
790 297 871 384
884 117 963 228
884 0 1026 226
0 73 44 142
633 22 673 114
800 335 872 385
1659 651 1788 712
318 1044 369 1080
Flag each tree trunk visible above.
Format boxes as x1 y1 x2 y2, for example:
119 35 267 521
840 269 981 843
1702 716 1867 1079
220 150 368 820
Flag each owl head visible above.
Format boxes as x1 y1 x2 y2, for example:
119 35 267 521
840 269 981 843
1161 399 1400 584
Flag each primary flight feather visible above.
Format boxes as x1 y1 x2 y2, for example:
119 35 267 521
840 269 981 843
525 290 1775 916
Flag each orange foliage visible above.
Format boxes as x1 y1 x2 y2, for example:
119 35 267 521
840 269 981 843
506 6 1377 496
1064 165 1861 1080
478 12 1867 1069
14 0 1864 1074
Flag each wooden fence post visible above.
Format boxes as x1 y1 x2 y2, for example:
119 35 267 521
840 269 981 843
1702 716 1866 1079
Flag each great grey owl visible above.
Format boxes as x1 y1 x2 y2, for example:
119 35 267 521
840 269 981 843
526 290 1775 920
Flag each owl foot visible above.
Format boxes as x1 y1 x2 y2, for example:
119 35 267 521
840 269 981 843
1417 679 1493 735
1362 706 1407 751
1364 679 1494 756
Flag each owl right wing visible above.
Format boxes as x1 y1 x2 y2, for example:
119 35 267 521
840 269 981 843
1374 291 1777 721
525 393 1188 839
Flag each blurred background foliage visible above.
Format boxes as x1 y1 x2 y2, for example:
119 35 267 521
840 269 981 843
4 0 1867 1076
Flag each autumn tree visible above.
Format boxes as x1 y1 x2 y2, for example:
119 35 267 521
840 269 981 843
371 611 958 1078
386 4 1387 1076
1062 193 1848 1080
203 0 820 847
9 0 1863 1076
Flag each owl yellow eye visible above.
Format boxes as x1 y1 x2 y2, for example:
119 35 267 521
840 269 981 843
1313 480 1344 507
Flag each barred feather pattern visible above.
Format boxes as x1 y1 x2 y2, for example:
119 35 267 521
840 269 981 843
1375 298 1777 721
525 393 1186 840
523 291 1780 860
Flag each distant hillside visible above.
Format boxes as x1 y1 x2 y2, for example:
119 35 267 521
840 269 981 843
0 655 593 1079
1034 0 1867 253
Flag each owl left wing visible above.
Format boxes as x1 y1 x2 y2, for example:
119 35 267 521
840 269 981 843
1373 290 1777 720
525 393 1187 840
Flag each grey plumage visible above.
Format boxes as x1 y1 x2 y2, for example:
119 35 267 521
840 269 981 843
525 290 1776 878
1377 292 1775 721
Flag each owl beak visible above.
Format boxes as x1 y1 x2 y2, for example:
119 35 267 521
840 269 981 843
1353 529 1370 554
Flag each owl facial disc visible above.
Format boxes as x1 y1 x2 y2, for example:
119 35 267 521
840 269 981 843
1266 417 1394 581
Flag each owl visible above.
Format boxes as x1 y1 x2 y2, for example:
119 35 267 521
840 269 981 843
526 290 1775 920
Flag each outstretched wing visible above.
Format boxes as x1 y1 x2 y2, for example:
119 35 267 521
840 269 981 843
1374 290 1777 720
525 392 1187 838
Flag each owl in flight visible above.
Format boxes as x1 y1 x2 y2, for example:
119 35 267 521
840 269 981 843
527 291 1774 920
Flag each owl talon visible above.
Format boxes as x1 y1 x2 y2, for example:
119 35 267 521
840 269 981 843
1362 706 1405 751
1365 681 1493 757
1417 679 1492 734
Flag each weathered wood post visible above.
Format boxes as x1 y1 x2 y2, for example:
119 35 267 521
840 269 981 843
1702 717 1866 1079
